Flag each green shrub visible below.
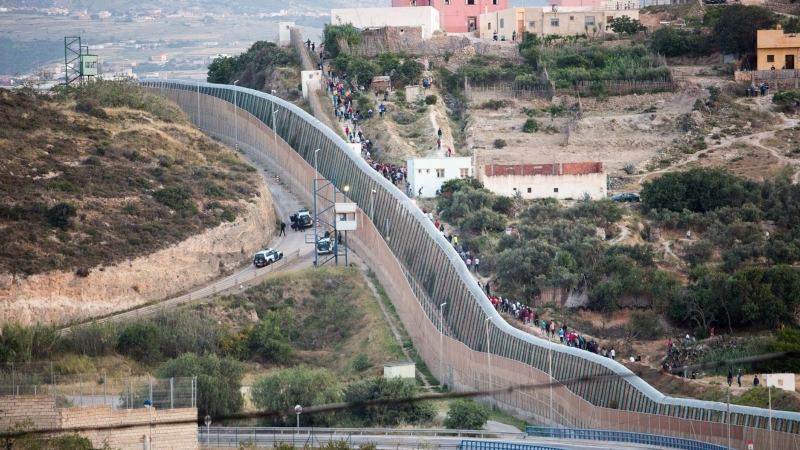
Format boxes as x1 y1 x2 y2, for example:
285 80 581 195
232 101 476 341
46 202 77 230
493 139 507 149
153 184 198 216
74 98 108 119
444 399 489 430
251 366 342 427
424 94 438 105
522 118 540 133
480 100 508 110
344 377 437 427
65 322 119 357
627 311 664 340
117 321 162 364
352 353 369 372
157 353 245 418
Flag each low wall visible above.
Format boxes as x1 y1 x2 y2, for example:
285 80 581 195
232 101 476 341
0 395 198 450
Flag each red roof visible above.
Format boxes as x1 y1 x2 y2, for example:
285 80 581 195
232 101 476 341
483 162 603 177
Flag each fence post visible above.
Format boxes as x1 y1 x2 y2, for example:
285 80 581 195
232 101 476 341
170 377 174 409
149 376 153 406
80 373 83 407
104 371 107 405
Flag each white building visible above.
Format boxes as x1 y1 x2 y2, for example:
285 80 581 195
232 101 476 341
407 157 472 199
331 6 440 39
762 374 796 392
476 162 606 200
384 362 415 379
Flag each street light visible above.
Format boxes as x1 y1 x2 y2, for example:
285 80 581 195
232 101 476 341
294 405 302 428
314 148 321 176
440 302 447 386
204 415 211 446
548 331 553 425
484 317 492 410
233 80 239 152
370 189 376 223
342 185 350 266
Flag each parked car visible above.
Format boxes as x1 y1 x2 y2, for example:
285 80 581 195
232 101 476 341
611 193 641 202
290 209 313 231
253 248 284 268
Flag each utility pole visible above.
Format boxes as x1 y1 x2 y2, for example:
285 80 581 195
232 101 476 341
440 302 447 385
233 80 239 151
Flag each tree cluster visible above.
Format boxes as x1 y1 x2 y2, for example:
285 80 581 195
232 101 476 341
207 41 297 89
250 368 436 428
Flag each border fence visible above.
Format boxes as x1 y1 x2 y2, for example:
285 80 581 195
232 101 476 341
0 364 196 410
138 79 800 449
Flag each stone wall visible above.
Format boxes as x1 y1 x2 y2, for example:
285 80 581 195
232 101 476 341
0 396 198 450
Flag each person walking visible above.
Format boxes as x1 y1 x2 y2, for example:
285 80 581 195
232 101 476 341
737 370 742 387
727 369 733 387
437 128 442 139
466 258 472 271
279 221 286 236
474 257 480 273
753 375 760 387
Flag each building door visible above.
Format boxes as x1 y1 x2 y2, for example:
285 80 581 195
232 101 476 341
468 17 476 32
786 54 795 70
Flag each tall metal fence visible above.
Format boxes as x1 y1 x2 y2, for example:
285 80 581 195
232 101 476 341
0 365 196 410
139 79 800 449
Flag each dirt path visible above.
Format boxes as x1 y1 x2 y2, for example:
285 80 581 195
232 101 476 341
638 94 800 185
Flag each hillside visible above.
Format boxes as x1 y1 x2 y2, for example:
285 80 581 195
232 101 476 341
0 85 262 276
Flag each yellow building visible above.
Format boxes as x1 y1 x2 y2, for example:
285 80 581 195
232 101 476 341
757 25 800 70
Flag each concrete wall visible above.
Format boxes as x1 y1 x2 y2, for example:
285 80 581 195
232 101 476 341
391 0 508 33
408 157 472 198
384 362 416 379
332 7 440 39
479 7 639 39
301 70 322 100
0 396 197 450
278 22 295 45
477 163 606 200
757 29 800 70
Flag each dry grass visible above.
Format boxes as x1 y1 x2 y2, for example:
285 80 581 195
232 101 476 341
0 90 260 276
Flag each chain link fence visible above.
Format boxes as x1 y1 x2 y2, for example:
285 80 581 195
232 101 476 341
0 363 196 410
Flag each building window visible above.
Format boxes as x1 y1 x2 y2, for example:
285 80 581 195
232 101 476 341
488 23 491 29
500 18 504 28
529 21 536 27
410 0 416 5
527 187 532 193
493 0 499 4
418 169 423 173
607 16 613 23
445 0 450 4
436 169 445 178
550 18 559 26
570 16 574 20
585 16 595 26
466 0 475 4
554 188 559 193
460 168 469 177
767 55 775 62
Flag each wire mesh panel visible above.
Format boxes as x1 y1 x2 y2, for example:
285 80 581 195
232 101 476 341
0 368 195 410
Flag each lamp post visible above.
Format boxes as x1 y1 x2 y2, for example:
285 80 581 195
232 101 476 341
196 78 201 126
204 415 211 446
313 149 321 267
484 317 492 410
370 189 376 223
233 80 239 151
314 148 321 176
294 405 302 428
343 185 350 266
769 385 773 450
440 302 447 385
272 109 279 163
548 332 553 425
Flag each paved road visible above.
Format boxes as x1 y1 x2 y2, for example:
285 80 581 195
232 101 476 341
198 431 672 450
